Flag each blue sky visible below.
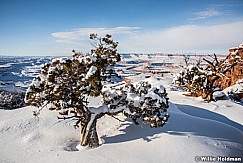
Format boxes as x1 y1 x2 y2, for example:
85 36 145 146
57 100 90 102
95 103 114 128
0 0 243 56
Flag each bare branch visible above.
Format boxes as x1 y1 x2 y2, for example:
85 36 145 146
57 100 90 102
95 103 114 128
183 55 190 67
203 58 214 67
213 53 219 65
196 56 202 67
57 115 82 120
221 62 237 74
107 114 125 122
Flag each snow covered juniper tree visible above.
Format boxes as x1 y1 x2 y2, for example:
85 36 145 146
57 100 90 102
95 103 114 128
25 34 170 148
172 54 236 101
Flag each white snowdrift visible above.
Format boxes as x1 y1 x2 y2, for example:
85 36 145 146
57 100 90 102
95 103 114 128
0 97 242 163
1 55 243 163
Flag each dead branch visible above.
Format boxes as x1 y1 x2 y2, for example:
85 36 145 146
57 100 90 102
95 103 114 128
183 55 190 67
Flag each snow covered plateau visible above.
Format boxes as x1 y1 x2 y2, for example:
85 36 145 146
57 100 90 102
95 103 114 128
0 54 242 163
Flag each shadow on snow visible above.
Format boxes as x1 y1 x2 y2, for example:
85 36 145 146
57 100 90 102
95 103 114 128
104 103 243 145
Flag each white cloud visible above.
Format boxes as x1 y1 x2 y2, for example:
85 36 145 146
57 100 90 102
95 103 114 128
189 8 223 21
51 27 139 43
52 21 243 54
118 21 243 54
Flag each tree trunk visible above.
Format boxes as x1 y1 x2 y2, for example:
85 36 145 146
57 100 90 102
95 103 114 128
80 113 105 148
87 119 99 148
201 92 213 101
80 124 89 146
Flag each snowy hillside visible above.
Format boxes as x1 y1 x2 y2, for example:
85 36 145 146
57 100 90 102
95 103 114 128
0 54 243 163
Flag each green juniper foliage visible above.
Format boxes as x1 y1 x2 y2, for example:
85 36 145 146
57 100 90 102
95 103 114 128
25 34 169 148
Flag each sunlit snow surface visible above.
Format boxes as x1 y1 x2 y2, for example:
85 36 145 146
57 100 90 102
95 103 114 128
0 54 243 163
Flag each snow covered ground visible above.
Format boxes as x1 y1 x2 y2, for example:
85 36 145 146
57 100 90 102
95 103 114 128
0 55 242 163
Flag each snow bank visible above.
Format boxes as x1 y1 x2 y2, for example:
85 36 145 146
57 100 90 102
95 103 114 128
1 55 243 162
0 101 242 163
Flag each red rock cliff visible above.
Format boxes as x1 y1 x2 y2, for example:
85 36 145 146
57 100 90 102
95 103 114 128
215 44 243 89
